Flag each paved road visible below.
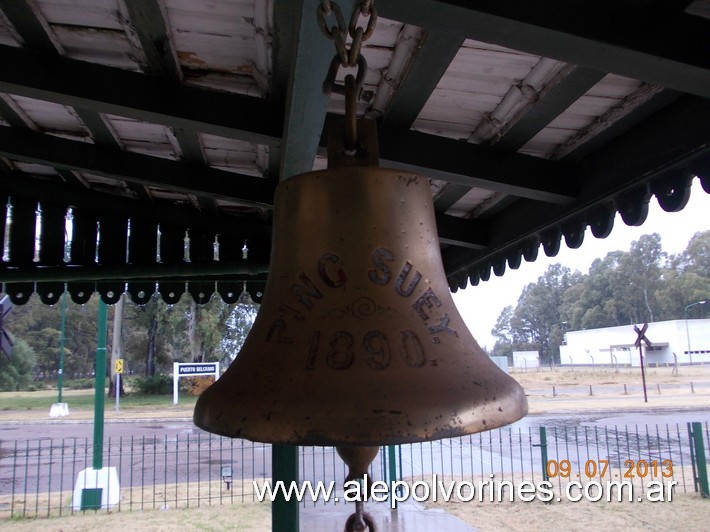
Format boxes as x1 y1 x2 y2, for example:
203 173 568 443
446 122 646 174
1 418 201 441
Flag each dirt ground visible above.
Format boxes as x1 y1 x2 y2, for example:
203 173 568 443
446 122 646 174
432 492 710 531
517 364 710 414
3 364 710 421
2 365 710 530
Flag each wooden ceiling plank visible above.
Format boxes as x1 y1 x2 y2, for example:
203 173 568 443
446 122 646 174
172 127 219 212
382 30 464 130
0 0 62 55
493 67 606 152
122 0 218 210
377 0 710 99
376 125 580 204
438 65 604 211
0 44 283 145
0 95 34 129
73 107 153 201
442 94 710 275
0 44 588 203
122 0 181 79
435 213 488 249
0 125 275 207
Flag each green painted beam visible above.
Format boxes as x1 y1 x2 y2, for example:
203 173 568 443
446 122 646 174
278 0 356 180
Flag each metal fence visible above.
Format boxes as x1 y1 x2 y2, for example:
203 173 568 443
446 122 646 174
1 422 708 519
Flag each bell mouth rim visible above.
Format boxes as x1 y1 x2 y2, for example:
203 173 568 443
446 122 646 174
193 384 529 447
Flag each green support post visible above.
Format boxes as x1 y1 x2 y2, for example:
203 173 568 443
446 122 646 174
93 300 108 471
690 422 710 498
57 290 67 403
272 444 299 531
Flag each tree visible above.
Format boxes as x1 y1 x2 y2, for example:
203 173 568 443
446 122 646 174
5 294 99 380
490 305 514 362
504 264 579 364
221 289 259 365
675 230 710 278
572 252 627 329
617 233 665 323
0 338 35 391
186 296 236 364
123 295 169 377
490 231 709 367
655 270 710 321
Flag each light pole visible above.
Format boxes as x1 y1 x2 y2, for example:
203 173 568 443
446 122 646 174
684 300 708 366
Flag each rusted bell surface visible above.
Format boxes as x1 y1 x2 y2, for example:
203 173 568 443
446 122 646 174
194 167 527 445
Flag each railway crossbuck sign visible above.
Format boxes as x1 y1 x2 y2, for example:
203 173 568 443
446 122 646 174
634 323 652 403
634 323 652 349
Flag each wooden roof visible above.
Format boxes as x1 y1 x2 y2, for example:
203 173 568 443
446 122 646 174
0 0 708 304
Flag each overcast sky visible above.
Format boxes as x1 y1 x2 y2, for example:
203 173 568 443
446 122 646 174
452 178 710 350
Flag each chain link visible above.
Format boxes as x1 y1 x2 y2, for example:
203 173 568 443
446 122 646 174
316 0 377 94
318 1 377 152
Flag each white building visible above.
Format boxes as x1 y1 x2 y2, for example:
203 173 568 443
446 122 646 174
513 350 540 369
559 319 710 367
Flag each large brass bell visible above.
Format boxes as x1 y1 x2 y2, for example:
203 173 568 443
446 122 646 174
194 167 527 445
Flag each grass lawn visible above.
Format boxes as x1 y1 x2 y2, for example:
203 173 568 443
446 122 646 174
0 388 197 411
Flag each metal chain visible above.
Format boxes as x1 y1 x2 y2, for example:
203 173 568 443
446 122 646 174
318 1 377 152
318 0 376 68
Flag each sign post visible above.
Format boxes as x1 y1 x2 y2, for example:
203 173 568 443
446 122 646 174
634 323 652 403
114 358 123 412
173 362 220 404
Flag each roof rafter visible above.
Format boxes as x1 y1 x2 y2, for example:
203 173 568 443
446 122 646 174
122 0 181 79
0 44 283 145
0 0 61 55
276 0 351 179
375 125 581 204
0 125 275 207
443 95 710 276
378 0 710 99
381 29 464 130
121 0 218 211
0 44 584 205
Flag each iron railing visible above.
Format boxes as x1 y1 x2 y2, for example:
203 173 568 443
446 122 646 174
1 422 708 519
